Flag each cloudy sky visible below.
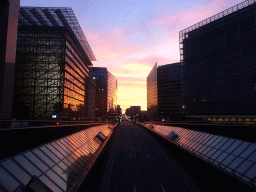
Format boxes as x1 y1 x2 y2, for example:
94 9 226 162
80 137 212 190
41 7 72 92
21 0 244 111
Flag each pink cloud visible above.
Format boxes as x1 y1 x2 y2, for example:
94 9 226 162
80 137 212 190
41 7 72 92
83 26 142 62
151 0 229 35
126 55 173 67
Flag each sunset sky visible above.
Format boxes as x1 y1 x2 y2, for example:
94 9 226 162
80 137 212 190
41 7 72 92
21 0 244 111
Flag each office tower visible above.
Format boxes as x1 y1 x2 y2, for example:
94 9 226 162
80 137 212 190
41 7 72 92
13 7 96 119
180 0 256 116
147 63 158 120
89 67 117 119
157 62 183 120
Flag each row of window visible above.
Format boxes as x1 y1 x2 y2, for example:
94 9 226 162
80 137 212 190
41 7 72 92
64 64 85 89
66 42 88 76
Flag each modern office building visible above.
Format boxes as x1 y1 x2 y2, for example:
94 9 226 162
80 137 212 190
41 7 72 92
147 62 183 121
12 6 96 119
180 0 256 116
147 63 158 120
0 0 20 119
89 67 117 119
157 62 183 120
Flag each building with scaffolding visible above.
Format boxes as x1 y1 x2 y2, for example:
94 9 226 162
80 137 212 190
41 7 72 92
180 0 256 117
12 6 96 119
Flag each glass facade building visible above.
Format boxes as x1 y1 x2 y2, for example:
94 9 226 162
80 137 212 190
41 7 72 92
13 7 96 119
157 63 183 120
0 0 20 119
89 67 117 119
147 63 158 120
180 0 256 116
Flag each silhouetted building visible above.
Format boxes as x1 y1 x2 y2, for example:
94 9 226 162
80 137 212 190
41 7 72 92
125 106 141 116
86 76 96 118
147 63 158 120
0 0 20 119
140 110 147 120
89 67 117 120
12 7 96 119
180 0 256 116
157 62 183 120
147 62 183 121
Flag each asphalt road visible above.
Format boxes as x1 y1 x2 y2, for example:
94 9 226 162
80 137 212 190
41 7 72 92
99 121 201 192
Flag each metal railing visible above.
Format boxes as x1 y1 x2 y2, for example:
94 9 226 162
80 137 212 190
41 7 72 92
0 120 111 130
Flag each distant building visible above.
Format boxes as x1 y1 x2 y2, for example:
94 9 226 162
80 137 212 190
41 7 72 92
126 106 141 116
180 0 256 116
12 7 96 119
89 67 117 119
0 0 20 119
147 63 158 120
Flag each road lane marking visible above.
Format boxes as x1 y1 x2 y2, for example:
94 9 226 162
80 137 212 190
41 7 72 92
136 126 196 192
106 129 119 192
161 185 166 192
134 186 136 192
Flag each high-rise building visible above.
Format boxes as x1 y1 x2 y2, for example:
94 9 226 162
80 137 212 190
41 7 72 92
157 62 183 120
89 67 117 119
147 62 183 121
86 76 96 118
147 63 158 120
180 0 256 116
0 0 20 119
12 6 96 119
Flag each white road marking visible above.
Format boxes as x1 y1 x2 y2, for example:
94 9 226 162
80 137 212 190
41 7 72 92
161 185 166 192
136 126 196 192
134 185 136 192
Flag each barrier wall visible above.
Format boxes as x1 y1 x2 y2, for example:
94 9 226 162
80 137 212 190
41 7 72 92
0 124 115 192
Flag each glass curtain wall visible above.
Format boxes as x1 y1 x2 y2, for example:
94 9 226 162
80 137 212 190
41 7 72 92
13 7 95 119
107 72 117 112
147 63 158 120
13 27 66 119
